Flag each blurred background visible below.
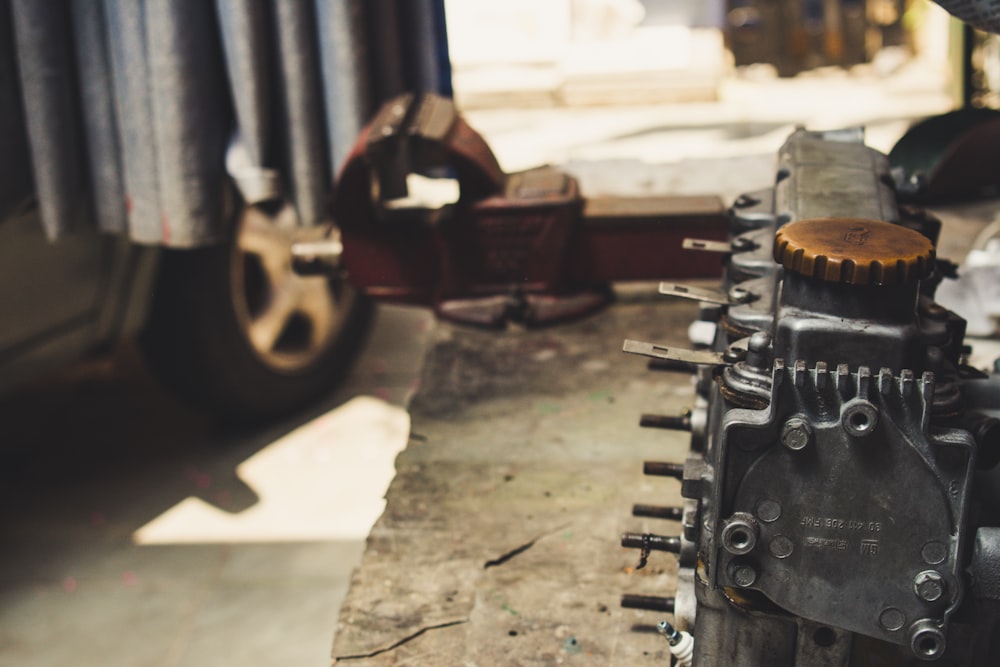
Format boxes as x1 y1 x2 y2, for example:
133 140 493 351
1 1 996 666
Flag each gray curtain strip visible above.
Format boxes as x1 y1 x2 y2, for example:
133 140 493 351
104 0 162 244
146 0 229 247
271 0 331 229
0 8 33 221
70 0 127 235
216 0 271 170
10 0 446 244
316 0 371 177
10 0 84 240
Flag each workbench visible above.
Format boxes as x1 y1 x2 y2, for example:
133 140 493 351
327 136 1000 662
332 291 698 665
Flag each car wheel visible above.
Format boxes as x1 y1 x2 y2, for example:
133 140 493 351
141 202 372 420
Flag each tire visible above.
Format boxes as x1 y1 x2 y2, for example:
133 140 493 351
140 202 372 420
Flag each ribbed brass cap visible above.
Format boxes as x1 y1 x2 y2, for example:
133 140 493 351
773 218 935 286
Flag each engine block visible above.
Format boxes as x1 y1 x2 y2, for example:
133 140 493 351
622 128 1000 665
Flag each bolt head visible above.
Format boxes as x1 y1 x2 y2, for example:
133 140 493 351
728 286 750 303
723 346 746 363
733 565 757 588
781 418 812 451
747 331 772 353
914 570 945 602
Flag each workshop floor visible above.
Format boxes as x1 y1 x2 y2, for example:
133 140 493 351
0 55 987 667
0 305 435 667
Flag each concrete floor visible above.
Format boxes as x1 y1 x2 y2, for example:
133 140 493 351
0 51 985 667
0 304 434 667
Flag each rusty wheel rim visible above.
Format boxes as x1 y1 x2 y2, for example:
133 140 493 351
231 204 353 373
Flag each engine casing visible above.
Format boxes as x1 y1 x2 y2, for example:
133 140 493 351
641 129 1000 665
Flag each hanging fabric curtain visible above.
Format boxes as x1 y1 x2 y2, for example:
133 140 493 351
7 0 452 247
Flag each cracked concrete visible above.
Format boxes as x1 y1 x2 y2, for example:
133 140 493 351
484 539 540 571
483 523 574 571
335 619 470 661
331 295 698 665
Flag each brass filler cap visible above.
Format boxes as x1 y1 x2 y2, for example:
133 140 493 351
773 217 935 286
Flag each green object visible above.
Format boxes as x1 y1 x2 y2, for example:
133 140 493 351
562 636 581 654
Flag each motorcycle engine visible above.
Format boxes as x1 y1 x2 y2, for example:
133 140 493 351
622 128 1000 665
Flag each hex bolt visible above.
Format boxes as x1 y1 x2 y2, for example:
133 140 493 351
913 570 945 603
781 417 812 451
733 564 757 587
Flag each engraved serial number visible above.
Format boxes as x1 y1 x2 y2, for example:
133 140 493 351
800 516 881 532
860 539 880 556
804 536 849 551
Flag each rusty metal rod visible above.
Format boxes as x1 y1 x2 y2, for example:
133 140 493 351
632 504 684 521
621 532 681 553
621 594 676 612
640 413 692 431
643 461 685 479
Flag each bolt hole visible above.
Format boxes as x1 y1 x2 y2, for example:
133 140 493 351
509 630 518 637
918 637 938 656
813 627 836 647
850 412 869 428
731 530 750 549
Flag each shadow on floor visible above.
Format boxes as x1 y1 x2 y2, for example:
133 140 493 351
0 304 434 667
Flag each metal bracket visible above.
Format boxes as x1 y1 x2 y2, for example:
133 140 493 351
623 339 726 366
683 238 732 253
658 282 726 305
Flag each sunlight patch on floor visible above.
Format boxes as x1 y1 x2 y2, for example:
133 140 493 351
133 396 409 544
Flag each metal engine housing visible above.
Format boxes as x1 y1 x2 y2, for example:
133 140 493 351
626 129 1000 665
